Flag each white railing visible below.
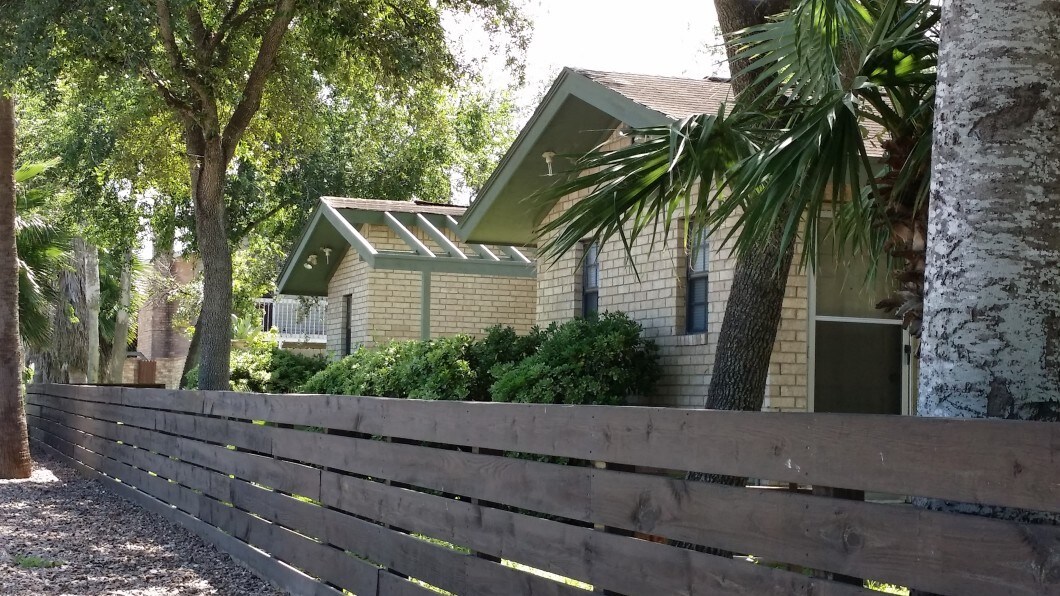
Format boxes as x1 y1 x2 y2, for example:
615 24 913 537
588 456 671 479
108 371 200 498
256 296 327 345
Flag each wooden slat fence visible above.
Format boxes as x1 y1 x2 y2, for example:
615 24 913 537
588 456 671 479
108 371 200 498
24 384 1060 596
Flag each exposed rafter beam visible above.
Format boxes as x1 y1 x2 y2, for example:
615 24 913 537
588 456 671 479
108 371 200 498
322 203 376 265
374 253 535 278
500 245 531 264
445 215 499 260
416 214 467 259
384 211 434 257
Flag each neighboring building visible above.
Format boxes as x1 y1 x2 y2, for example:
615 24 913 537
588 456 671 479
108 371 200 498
456 68 913 414
136 255 197 389
276 197 536 358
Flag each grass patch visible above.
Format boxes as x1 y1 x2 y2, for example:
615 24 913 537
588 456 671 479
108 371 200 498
866 581 909 595
15 555 64 569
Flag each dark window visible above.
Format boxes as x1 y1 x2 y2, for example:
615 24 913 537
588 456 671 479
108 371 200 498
342 294 353 356
686 228 709 333
582 241 599 318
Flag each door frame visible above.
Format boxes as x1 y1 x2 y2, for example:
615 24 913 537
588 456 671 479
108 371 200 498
807 256 913 415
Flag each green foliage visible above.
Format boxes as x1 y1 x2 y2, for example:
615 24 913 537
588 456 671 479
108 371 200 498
185 332 326 394
300 341 418 397
302 316 660 406
490 313 660 406
536 0 937 270
14 555 64 569
466 325 545 401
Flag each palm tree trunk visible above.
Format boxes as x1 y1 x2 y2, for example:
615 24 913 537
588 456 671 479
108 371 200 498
921 0 1060 423
675 0 794 554
107 245 134 383
0 96 32 479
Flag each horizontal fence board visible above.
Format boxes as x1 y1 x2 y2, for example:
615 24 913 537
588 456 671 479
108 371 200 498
34 384 1060 514
29 394 322 500
28 427 346 596
32 401 849 595
319 469 865 596
378 571 441 596
29 385 1060 596
588 467 1060 596
230 476 581 596
29 407 581 596
30 390 1060 595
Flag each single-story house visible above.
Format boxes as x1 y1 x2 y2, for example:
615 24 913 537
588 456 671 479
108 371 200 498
454 68 914 414
276 197 537 357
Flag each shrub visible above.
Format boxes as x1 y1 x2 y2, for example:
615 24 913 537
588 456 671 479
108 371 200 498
302 336 476 400
300 313 660 405
300 341 416 397
185 332 327 393
490 312 660 406
465 325 545 401
393 335 476 400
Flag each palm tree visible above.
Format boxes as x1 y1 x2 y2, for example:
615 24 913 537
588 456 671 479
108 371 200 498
537 0 937 416
16 179 67 351
0 95 31 479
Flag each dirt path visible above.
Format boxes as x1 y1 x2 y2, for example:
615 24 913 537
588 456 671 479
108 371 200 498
0 447 285 595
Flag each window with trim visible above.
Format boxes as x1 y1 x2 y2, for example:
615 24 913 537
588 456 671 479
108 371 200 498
582 241 600 317
342 294 353 356
686 227 709 333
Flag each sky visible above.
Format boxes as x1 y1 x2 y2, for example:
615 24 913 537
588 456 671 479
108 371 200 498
454 0 727 117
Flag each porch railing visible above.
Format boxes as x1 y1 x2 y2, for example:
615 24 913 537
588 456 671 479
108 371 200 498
255 296 326 345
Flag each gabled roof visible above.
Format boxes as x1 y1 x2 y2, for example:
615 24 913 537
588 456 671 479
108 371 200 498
277 198 533 297
576 69 734 120
456 68 735 246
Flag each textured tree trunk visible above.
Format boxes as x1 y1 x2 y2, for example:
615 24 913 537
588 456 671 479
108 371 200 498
188 131 233 390
78 238 101 383
0 96 32 479
107 246 134 383
920 0 1060 423
178 312 202 389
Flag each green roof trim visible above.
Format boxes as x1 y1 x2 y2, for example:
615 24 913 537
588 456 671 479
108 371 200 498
456 68 729 246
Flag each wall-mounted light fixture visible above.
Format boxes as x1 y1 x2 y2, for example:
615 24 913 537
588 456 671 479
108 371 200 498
542 151 556 176
304 254 318 270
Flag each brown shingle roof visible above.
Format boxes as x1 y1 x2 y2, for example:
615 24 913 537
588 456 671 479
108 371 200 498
322 197 466 217
575 69 735 120
576 68 886 157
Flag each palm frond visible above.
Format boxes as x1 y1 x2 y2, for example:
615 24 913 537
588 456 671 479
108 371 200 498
534 109 759 265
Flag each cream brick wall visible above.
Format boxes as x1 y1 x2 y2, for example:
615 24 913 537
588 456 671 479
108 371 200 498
325 222 537 358
536 130 810 411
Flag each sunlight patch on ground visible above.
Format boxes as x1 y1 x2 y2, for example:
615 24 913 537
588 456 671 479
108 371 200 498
0 467 60 485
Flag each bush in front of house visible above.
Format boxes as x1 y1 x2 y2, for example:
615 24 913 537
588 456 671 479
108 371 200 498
185 332 327 393
299 313 660 405
465 324 546 401
489 312 661 406
298 341 415 397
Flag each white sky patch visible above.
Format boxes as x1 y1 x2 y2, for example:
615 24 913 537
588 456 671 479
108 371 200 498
448 0 727 122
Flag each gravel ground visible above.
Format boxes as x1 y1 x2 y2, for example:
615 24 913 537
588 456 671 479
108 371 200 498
0 446 286 596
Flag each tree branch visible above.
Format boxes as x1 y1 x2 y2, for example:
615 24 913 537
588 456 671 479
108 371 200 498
211 0 271 54
186 5 211 65
139 65 198 122
154 0 218 129
233 203 286 241
221 0 296 163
